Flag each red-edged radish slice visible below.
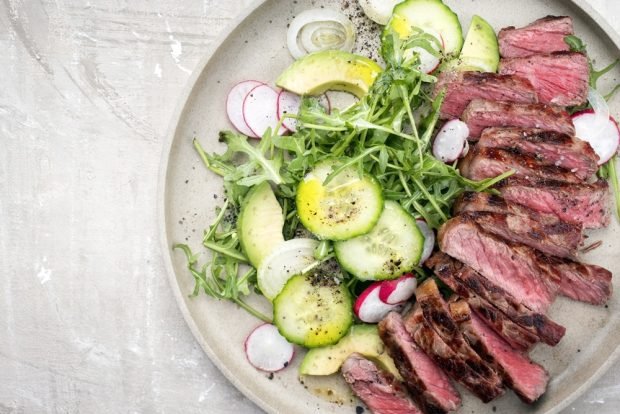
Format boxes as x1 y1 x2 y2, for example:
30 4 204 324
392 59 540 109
405 30 444 74
244 323 295 372
227 80 263 137
354 283 403 323
572 109 620 165
433 119 470 163
243 84 284 138
416 219 435 265
378 273 417 305
277 90 301 132
320 93 331 114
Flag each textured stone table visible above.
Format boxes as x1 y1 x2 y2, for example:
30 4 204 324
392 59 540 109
0 0 618 413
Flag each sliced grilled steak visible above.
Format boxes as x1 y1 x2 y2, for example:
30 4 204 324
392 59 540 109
453 191 572 228
535 253 613 305
412 322 506 403
449 300 550 404
466 295 539 352
435 71 538 119
459 146 583 183
499 16 573 58
462 100 575 139
460 210 582 259
497 177 611 229
427 252 566 346
378 312 461 414
499 52 589 106
415 279 505 390
342 353 423 414
477 127 598 179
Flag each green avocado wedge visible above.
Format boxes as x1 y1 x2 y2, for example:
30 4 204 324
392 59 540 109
276 50 382 99
299 324 400 378
450 15 499 72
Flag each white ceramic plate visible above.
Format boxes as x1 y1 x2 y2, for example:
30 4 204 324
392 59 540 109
159 1 620 412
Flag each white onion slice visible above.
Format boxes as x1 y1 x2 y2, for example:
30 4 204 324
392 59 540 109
287 9 355 59
358 0 403 25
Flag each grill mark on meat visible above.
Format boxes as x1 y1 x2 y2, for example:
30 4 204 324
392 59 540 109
342 353 423 414
460 210 582 259
476 127 598 179
497 177 611 229
449 300 550 404
415 279 505 388
427 252 566 346
435 72 538 119
499 52 589 106
460 146 583 183
378 312 461 413
461 100 575 139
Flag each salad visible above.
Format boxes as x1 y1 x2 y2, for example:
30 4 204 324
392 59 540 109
173 0 620 408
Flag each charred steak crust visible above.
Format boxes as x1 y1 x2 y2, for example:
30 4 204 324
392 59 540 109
499 15 573 58
426 252 566 346
461 100 575 139
342 353 423 414
476 127 598 179
435 71 538 119
378 312 461 414
449 301 550 404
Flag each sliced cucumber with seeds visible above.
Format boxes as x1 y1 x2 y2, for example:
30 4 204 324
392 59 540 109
334 201 424 280
296 160 384 241
273 273 353 348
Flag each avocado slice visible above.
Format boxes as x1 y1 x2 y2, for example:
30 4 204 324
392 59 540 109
237 181 285 268
276 50 382 99
299 324 400 378
452 15 499 72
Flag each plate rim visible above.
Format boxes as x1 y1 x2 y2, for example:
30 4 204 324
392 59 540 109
156 1 620 413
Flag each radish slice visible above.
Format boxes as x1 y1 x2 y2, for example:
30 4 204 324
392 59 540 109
277 90 301 132
587 87 610 134
358 0 403 25
243 84 284 138
403 30 444 74
415 219 435 265
378 273 417 305
227 80 263 137
354 283 403 323
244 323 295 372
572 110 620 165
433 119 470 163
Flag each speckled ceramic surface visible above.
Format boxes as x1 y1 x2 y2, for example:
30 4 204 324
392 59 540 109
159 1 620 412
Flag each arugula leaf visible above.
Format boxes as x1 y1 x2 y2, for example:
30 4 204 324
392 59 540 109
564 35 586 52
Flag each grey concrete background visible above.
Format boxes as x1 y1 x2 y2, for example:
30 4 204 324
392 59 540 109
0 0 618 413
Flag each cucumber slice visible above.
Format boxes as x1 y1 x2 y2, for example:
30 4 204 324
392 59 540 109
299 324 399 378
296 161 384 241
334 201 423 280
386 0 463 55
237 182 285 267
257 238 321 301
454 15 499 72
273 273 353 348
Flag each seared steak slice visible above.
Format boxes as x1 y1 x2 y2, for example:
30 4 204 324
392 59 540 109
497 177 611 229
427 252 566 346
378 312 461 413
460 210 582 259
449 300 550 404
499 52 589 106
342 353 423 414
466 296 539 352
535 253 613 305
462 100 575 139
412 322 506 402
459 146 583 183
499 16 573 58
435 71 537 119
453 191 572 228
477 127 598 179
438 216 559 313
415 279 504 389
